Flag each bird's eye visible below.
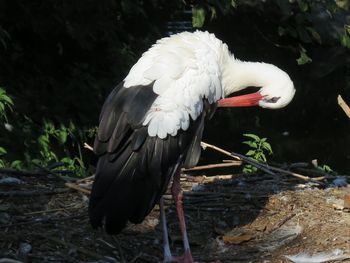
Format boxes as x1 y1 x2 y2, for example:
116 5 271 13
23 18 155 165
264 97 280 103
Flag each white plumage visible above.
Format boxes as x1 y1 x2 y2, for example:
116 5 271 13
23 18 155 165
125 31 224 139
124 31 295 139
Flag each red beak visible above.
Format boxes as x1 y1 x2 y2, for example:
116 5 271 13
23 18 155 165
217 92 264 107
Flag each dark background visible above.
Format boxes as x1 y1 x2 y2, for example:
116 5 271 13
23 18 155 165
0 0 349 174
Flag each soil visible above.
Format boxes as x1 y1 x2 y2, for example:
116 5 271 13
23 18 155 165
1 168 349 263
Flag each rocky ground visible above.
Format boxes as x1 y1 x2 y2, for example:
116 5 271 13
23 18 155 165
1 165 350 263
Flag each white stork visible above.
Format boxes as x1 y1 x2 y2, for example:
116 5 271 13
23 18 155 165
89 31 295 263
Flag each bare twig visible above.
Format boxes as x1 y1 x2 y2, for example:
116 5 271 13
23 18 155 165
267 213 296 234
292 167 334 179
201 141 324 183
76 174 95 183
201 141 275 175
232 151 324 183
24 206 76 215
84 142 94 151
65 182 91 195
230 152 277 176
183 161 242 172
200 142 240 160
338 95 350 119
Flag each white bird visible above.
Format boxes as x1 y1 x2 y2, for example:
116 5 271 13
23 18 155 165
89 31 295 263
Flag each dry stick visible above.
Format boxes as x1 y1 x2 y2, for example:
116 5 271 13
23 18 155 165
204 143 276 176
24 206 77 215
201 141 272 174
183 161 242 172
231 151 318 181
201 141 240 160
76 174 95 183
201 141 322 183
65 182 91 195
267 213 296 234
338 95 350 119
84 142 94 151
293 167 334 179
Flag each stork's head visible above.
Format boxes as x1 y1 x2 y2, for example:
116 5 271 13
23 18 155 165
219 61 295 109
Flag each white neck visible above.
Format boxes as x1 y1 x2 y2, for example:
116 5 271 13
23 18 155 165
221 58 287 97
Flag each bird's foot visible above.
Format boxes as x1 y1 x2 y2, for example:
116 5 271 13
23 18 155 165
163 250 194 263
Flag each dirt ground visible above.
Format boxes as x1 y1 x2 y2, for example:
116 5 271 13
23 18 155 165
1 167 350 263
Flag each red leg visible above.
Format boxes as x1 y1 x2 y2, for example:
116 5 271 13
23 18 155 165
171 170 194 263
160 197 173 262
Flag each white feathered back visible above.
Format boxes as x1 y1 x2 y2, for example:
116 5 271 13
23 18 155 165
124 31 228 138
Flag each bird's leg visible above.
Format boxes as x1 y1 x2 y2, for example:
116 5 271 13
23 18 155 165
171 170 194 263
160 196 173 262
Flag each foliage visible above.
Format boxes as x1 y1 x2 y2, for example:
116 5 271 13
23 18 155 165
27 120 95 176
296 46 312 65
192 6 206 28
317 164 333 173
0 88 91 175
0 88 13 168
242 134 273 173
0 87 13 123
340 24 350 49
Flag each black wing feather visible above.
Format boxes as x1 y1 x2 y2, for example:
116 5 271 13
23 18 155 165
89 82 216 234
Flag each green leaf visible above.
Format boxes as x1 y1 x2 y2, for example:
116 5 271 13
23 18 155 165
340 33 350 49
0 102 4 113
57 129 68 144
346 25 350 35
61 157 74 165
243 164 257 173
11 160 23 170
254 151 261 160
38 134 49 149
0 94 13 106
246 150 256 156
0 146 7 155
192 6 206 28
262 142 273 154
296 48 312 65
243 133 260 141
243 141 258 148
